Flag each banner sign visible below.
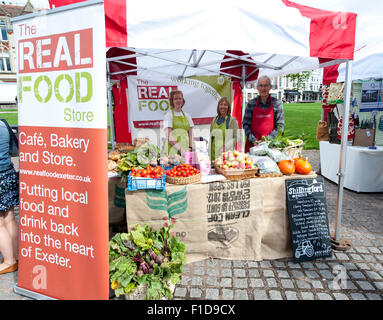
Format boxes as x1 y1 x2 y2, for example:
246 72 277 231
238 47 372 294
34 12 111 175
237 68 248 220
13 0 108 300
360 80 383 112
127 75 232 128
285 177 332 263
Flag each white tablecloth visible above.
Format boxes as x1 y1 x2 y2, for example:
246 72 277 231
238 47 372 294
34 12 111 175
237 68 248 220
319 141 383 192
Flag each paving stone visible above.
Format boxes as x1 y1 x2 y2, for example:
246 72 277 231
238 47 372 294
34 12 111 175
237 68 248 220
207 268 219 276
350 254 363 261
356 263 371 270
374 281 383 290
354 246 369 253
234 278 248 289
235 289 248 300
366 293 382 300
317 292 333 300
319 269 335 280
305 270 320 279
222 289 234 300
291 270 305 278
250 278 264 288
273 261 286 268
233 260 244 268
248 269 260 277
277 270 290 278
206 259 218 268
193 267 205 275
334 252 349 260
220 278 232 287
220 260 232 268
263 269 275 277
301 292 314 300
342 262 357 270
247 261 258 268
311 280 324 289
287 262 302 269
260 261 272 268
301 262 314 269
234 269 246 277
315 262 329 269
221 268 232 277
192 276 203 286
253 289 268 300
356 281 375 290
206 276 218 286
366 271 382 280
269 290 283 300
350 293 367 300
333 293 349 300
174 287 187 298
266 278 278 288
367 247 381 254
349 271 366 280
190 288 202 298
361 254 376 262
371 263 383 271
281 279 294 289
295 280 311 289
285 291 299 300
205 288 219 300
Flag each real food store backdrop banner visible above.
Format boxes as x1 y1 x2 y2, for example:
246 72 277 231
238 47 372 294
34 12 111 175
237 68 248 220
13 0 109 300
127 75 232 128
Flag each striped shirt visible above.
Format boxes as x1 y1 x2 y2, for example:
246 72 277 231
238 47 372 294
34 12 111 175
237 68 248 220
243 95 284 143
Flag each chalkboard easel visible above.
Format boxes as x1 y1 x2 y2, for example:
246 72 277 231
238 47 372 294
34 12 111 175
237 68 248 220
285 177 332 263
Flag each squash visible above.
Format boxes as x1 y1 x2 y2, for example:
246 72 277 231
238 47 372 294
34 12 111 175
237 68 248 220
278 160 295 175
295 157 312 175
293 155 303 167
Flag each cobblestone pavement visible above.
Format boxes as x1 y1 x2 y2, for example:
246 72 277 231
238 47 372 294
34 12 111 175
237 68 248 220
1 151 382 300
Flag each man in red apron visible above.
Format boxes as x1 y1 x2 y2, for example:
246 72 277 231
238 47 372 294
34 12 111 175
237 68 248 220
243 76 285 153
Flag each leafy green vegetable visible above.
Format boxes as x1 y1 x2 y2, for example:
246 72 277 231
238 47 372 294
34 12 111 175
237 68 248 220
264 126 304 149
109 224 186 300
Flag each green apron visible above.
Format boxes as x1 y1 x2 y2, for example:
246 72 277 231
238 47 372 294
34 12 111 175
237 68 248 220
211 116 227 161
166 109 190 156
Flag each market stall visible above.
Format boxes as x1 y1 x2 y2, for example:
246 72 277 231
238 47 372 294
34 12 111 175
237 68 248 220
13 0 357 300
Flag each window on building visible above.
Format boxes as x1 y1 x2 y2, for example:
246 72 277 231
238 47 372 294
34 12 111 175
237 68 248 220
0 20 8 41
0 54 11 71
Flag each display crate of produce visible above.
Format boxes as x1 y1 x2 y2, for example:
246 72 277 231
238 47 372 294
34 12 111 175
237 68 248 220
214 163 258 180
127 172 166 191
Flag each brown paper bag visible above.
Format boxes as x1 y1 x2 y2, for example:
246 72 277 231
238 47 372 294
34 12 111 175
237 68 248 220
353 128 375 147
316 120 329 141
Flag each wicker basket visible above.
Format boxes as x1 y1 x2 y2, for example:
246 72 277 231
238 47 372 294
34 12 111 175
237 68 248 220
214 164 258 180
277 143 303 159
166 173 201 185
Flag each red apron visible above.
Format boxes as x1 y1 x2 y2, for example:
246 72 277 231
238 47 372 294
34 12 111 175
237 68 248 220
245 96 275 153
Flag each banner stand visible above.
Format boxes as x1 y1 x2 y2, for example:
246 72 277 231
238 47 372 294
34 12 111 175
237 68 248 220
14 286 56 300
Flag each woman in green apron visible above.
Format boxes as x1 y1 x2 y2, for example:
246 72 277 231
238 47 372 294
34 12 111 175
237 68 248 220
164 90 194 156
209 97 239 161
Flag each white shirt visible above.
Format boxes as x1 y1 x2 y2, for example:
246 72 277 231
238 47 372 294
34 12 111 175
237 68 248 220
162 110 194 129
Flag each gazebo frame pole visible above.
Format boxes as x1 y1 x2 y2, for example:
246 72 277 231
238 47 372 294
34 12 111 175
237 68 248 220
107 62 116 150
334 60 353 242
241 65 246 153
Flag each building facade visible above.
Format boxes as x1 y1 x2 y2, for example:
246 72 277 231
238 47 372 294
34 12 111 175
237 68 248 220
245 69 323 104
0 1 36 107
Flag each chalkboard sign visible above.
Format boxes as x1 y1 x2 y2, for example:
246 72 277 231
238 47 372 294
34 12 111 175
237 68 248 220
285 177 332 262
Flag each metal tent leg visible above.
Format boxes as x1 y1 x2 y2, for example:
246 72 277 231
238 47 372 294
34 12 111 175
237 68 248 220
331 60 352 251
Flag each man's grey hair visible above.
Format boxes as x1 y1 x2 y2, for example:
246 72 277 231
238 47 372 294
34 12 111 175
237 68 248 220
257 75 272 85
